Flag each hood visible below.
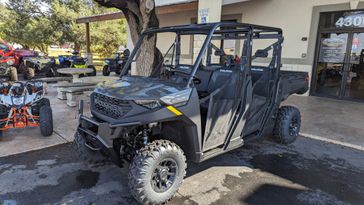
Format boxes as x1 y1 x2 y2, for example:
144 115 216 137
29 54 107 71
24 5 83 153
95 76 185 100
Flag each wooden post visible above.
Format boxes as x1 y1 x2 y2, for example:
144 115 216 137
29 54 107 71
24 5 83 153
85 22 92 63
85 22 91 54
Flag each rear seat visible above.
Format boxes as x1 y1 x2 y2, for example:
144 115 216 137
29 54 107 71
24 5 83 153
199 68 236 112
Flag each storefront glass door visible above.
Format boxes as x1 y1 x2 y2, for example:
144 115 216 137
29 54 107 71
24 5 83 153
344 32 364 99
315 33 349 97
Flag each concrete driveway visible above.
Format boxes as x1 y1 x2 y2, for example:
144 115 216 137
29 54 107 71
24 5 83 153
0 137 363 205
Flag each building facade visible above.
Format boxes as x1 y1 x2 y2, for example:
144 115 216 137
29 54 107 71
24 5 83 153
144 0 364 101
78 0 364 101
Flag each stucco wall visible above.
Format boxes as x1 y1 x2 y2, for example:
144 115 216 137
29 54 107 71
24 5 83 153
222 0 314 60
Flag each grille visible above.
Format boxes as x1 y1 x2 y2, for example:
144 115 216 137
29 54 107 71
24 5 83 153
92 93 132 119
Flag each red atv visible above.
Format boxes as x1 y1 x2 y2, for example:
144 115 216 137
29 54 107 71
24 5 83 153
0 51 18 81
0 38 38 72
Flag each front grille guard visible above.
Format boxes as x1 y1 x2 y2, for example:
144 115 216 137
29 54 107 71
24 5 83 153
91 93 132 119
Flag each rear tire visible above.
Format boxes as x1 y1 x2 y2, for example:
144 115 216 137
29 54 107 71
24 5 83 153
73 131 108 166
129 140 187 205
39 105 53 137
26 67 35 80
88 65 97 76
102 65 110 76
273 106 301 144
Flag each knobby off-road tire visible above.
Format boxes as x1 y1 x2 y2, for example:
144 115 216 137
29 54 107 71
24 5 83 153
129 140 187 205
9 67 18 81
273 106 301 144
73 131 109 166
102 65 110 76
26 67 35 80
32 98 51 116
39 105 53 137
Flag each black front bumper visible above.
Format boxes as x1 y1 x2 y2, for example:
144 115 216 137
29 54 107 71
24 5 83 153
77 115 141 164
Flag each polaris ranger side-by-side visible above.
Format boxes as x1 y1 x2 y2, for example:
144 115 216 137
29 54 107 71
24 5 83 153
74 23 309 205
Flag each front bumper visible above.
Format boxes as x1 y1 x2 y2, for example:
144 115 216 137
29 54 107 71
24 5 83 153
77 114 141 164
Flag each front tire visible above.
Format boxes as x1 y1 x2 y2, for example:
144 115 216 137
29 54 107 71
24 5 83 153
39 105 53 137
102 65 110 76
129 140 187 205
273 106 301 144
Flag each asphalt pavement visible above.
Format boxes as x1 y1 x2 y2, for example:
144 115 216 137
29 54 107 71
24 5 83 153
0 136 363 205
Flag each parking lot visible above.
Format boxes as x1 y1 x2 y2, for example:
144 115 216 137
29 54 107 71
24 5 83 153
0 136 363 205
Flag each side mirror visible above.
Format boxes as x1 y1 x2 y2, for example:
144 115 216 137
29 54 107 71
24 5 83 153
255 49 269 58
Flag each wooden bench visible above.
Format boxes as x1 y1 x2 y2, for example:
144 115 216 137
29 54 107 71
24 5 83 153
55 82 98 100
65 86 96 107
38 77 73 93
38 76 73 83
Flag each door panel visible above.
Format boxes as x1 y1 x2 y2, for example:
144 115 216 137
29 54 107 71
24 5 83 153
314 33 349 97
202 71 240 151
344 32 364 100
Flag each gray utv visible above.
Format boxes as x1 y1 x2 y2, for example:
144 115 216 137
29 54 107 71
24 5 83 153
74 22 309 205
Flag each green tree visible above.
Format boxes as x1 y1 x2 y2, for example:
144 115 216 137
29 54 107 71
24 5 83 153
0 0 126 56
94 0 162 77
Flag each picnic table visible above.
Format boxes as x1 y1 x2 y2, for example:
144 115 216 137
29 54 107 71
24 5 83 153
56 76 120 107
57 68 94 82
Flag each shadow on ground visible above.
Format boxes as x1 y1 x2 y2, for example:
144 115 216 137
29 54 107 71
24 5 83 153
0 137 364 205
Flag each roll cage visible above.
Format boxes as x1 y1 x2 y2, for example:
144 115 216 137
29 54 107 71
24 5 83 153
121 22 283 87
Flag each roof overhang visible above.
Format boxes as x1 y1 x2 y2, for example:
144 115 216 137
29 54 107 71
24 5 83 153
76 1 198 24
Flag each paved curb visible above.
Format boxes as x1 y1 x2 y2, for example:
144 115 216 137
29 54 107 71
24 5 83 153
0 132 70 158
301 132 364 151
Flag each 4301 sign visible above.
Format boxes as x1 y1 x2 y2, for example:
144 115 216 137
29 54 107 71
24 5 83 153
335 15 364 28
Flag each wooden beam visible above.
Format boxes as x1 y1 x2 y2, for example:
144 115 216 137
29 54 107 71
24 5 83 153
76 2 198 24
76 12 124 24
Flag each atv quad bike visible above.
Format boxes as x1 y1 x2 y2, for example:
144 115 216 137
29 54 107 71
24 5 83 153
58 51 97 76
102 49 130 76
0 52 18 81
74 22 309 205
0 81 53 137
21 55 58 79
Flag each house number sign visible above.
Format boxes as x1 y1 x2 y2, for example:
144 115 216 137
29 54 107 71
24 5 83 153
335 12 364 28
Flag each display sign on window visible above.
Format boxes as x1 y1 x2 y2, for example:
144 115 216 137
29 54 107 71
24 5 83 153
319 37 347 63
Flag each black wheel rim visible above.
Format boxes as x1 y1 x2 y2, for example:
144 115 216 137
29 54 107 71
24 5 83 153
151 158 178 193
289 117 299 137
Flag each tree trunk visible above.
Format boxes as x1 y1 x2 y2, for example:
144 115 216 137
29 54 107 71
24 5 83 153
94 0 163 77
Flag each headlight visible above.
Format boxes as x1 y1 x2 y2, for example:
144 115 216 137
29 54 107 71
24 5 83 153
105 60 110 64
160 89 191 106
134 100 161 109
118 60 123 64
7 60 14 66
12 97 24 105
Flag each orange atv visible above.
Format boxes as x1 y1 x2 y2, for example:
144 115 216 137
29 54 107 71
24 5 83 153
0 81 53 137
